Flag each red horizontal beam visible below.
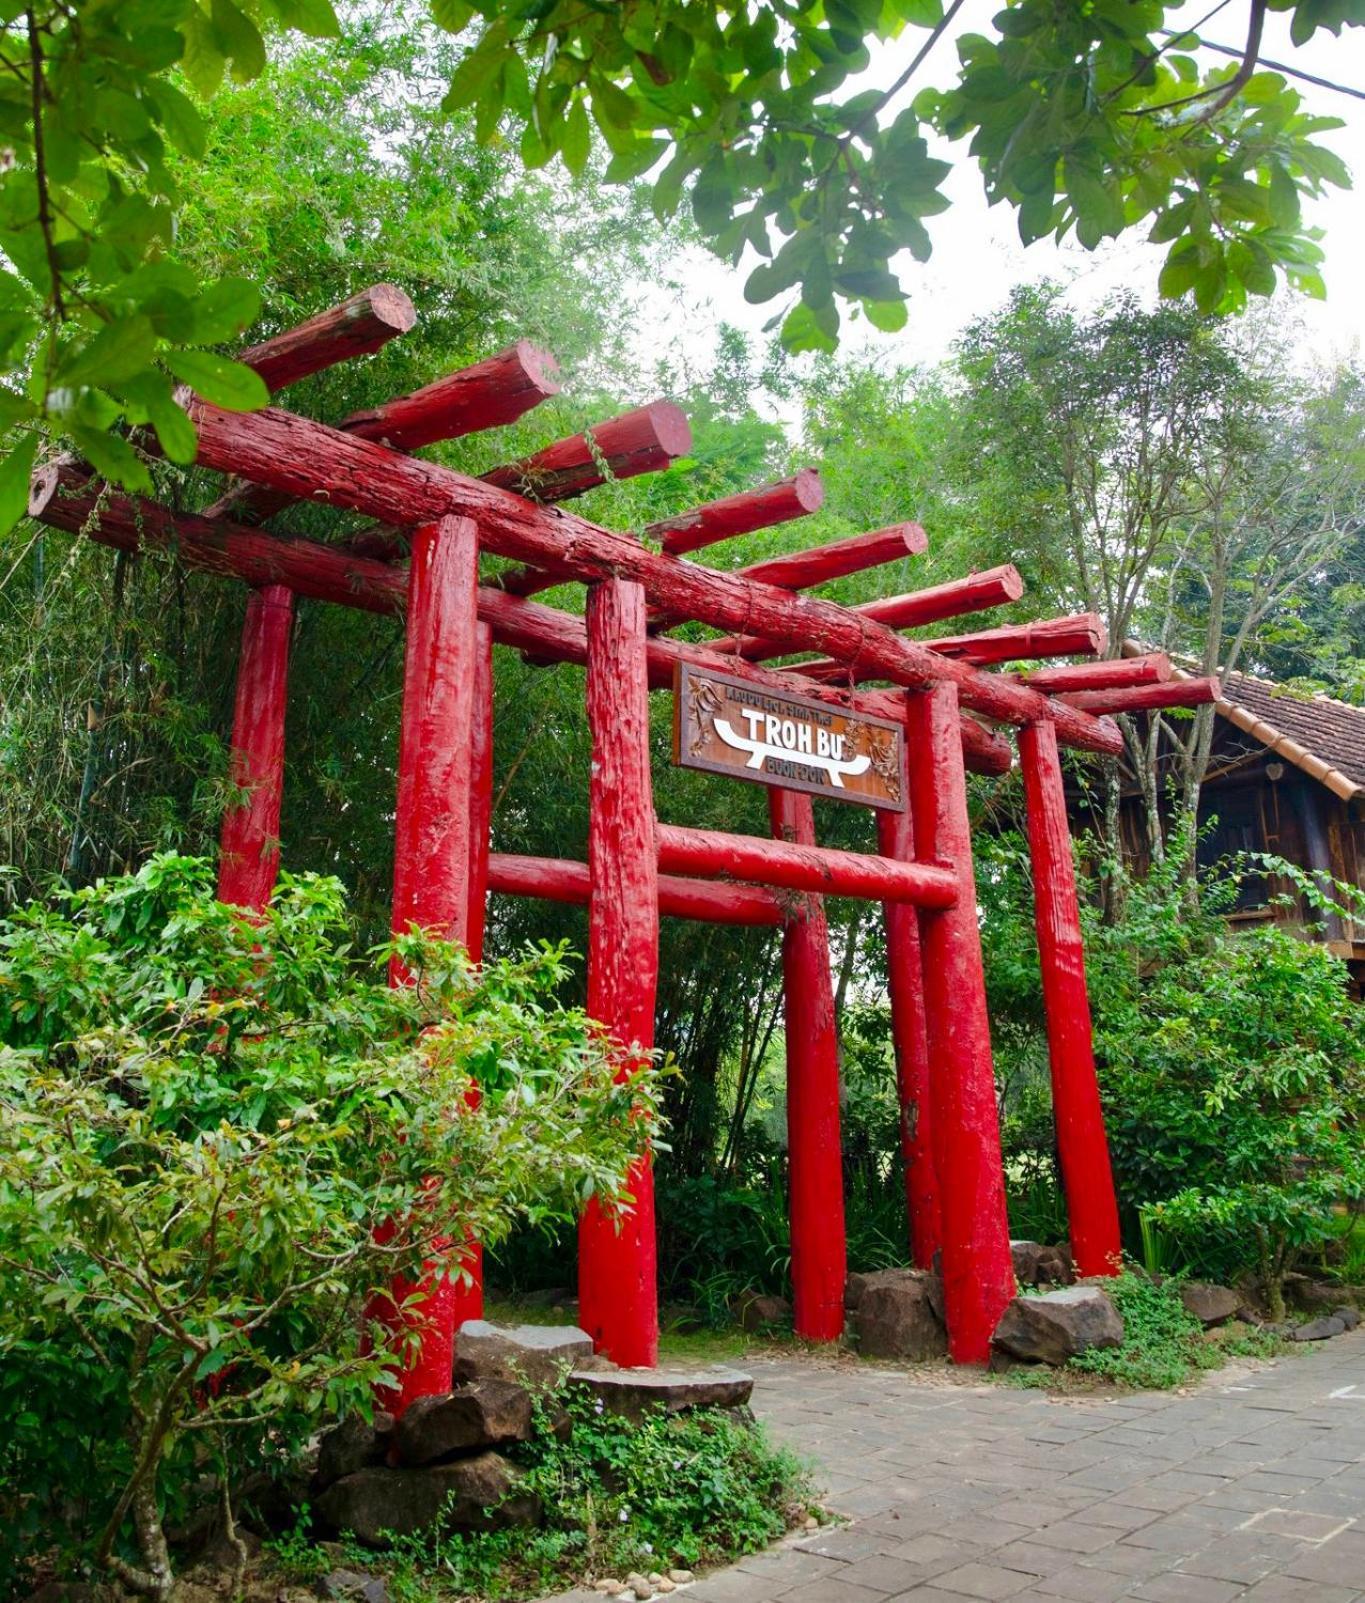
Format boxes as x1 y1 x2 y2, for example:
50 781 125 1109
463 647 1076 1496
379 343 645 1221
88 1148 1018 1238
648 521 927 632
339 340 561 452
796 613 1107 684
482 400 690 503
928 614 1107 665
31 461 1014 778
1021 654 1172 693
208 341 564 529
656 823 958 907
650 470 825 557
712 565 1025 661
29 460 407 613
1057 676 1220 715
488 853 784 925
180 397 1122 755
238 283 416 393
732 521 926 591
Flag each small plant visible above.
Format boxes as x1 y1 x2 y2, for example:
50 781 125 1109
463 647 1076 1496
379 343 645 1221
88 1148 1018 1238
330 1392 813 1601
1007 1271 1292 1392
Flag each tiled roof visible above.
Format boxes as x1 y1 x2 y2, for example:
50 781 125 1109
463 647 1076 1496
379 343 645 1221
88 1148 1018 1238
1216 672 1365 801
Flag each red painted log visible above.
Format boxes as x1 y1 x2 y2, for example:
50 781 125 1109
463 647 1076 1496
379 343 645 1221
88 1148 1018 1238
391 515 479 963
904 684 1015 1364
466 623 495 964
486 853 785 926
29 461 408 615
218 585 293 911
771 789 846 1342
341 341 560 451
28 466 1015 780
578 579 660 1367
1057 675 1220 714
715 565 1025 660
646 521 928 632
382 514 482 1412
483 400 691 503
655 824 957 907
180 399 1124 754
211 342 562 528
928 614 1107 664
876 804 941 1272
650 469 825 556
497 465 830 597
1018 720 1122 1279
1022 654 1172 693
795 612 1107 683
239 283 416 393
732 522 927 590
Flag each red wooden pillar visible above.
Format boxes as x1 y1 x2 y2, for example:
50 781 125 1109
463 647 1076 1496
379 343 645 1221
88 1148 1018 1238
465 622 495 964
876 803 942 1271
218 584 293 910
904 684 1015 1363
380 513 480 1415
771 789 847 1343
1018 719 1122 1277
577 578 661 1368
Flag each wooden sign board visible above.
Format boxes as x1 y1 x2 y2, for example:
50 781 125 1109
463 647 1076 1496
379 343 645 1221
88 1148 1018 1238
672 663 905 811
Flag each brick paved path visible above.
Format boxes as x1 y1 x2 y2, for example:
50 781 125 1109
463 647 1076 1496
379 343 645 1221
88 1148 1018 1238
703 1331 1365 1603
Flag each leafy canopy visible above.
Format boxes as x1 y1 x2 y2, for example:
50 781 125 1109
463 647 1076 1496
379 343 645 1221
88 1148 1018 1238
0 0 1359 521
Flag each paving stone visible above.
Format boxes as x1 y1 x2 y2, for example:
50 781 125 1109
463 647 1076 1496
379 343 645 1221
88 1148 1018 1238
1177 1532 1317 1585
1131 1574 1242 1603
832 1555 933 1593
775 1576 887 1603
927 1561 1040 1599
1238 1576 1362 1602
978 1540 1075 1578
883 1533 983 1573
1010 1520 1118 1556
1282 1528 1365 1585
1030 1565 1135 1602
1239 1506 1356 1541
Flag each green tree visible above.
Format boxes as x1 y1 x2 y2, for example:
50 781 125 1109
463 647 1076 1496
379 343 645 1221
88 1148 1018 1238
1 0 1360 504
0 855 657 1596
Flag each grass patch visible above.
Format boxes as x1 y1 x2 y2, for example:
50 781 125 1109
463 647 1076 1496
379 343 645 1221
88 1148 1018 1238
270 1391 814 1601
1005 1271 1293 1392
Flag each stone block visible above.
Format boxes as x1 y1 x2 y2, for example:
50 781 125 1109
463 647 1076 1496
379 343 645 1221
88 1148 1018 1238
394 1380 534 1464
454 1318 593 1390
315 1452 538 1545
992 1287 1124 1365
568 1365 753 1422
852 1269 947 1361
1179 1282 1243 1328
316 1413 395 1488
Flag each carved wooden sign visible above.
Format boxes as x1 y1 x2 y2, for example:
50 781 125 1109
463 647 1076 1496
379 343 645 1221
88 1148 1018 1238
672 663 905 811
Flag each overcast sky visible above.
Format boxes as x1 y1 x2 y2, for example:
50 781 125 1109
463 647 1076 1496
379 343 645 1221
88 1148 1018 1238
642 4 1365 393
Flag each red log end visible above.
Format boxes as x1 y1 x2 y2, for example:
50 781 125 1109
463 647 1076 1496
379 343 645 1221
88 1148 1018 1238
900 521 929 556
792 466 825 515
361 282 418 337
637 399 693 459
997 565 1026 604
512 339 562 402
28 462 62 519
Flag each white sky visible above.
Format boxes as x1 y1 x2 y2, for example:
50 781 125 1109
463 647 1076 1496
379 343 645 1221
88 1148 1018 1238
641 4 1365 393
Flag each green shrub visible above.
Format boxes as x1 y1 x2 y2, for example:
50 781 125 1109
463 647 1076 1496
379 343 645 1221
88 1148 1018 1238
1008 1271 1289 1392
0 856 658 1599
301 1392 812 1601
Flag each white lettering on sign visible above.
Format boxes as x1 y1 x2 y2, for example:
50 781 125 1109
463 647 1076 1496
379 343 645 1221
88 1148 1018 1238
713 715 872 788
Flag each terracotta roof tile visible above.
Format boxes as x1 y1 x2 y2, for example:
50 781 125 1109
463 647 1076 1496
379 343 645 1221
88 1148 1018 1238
1219 671 1365 795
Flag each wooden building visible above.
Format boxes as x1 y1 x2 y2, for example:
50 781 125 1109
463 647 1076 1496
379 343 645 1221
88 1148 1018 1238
1111 670 1365 990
